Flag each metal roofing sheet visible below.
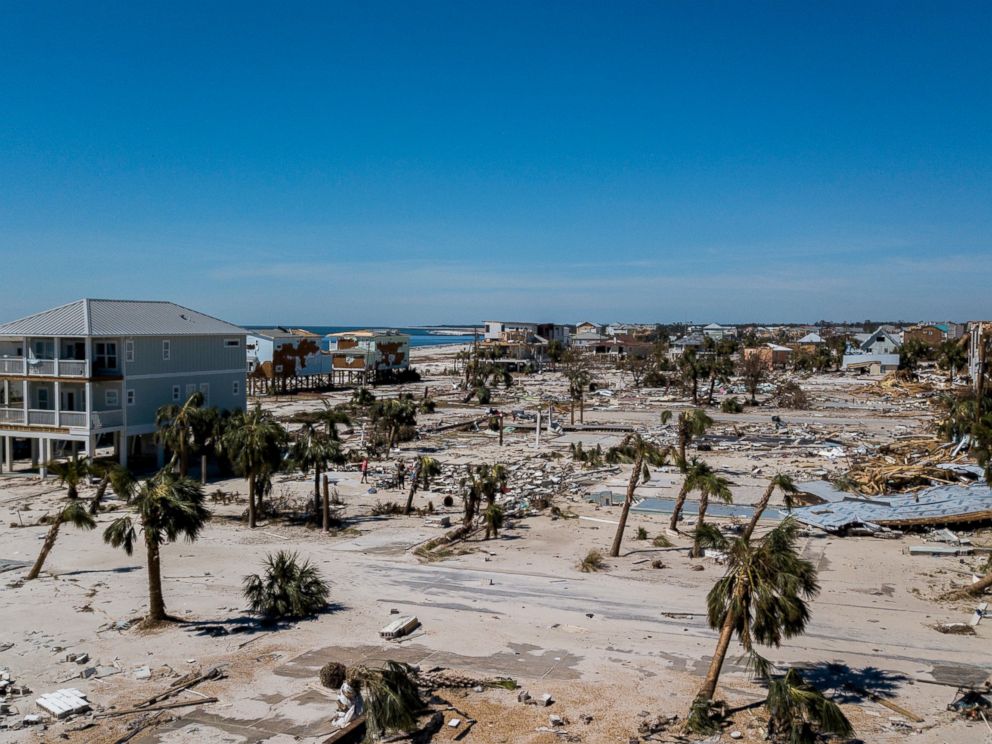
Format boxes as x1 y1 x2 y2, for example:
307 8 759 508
791 482 992 531
0 300 246 337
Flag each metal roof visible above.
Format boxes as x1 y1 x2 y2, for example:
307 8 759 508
791 481 992 531
0 299 246 337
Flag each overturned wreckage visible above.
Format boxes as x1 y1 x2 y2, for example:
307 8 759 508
790 481 992 533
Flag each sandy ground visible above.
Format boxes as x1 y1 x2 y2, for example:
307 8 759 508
0 345 989 743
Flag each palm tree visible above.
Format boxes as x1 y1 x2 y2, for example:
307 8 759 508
87 461 136 514
484 502 505 539
370 398 417 451
103 469 211 625
662 408 713 469
606 434 670 557
936 339 967 385
243 550 329 621
765 667 853 743
739 353 767 405
742 474 797 542
462 463 507 528
292 422 345 518
222 404 287 528
705 354 735 406
689 518 819 727
562 350 592 424
668 457 716 532
352 661 425 740
547 339 564 370
26 459 96 580
689 471 733 558
678 348 705 404
155 391 206 477
403 455 441 514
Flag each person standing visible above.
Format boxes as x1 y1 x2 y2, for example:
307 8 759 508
396 460 406 490
360 457 369 484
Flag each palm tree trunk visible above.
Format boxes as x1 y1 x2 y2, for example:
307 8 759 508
145 536 166 624
179 441 188 478
742 484 774 542
404 479 419 515
945 569 992 599
570 399 575 425
691 493 709 557
678 435 687 469
579 393 584 424
708 377 716 405
313 464 322 517
669 483 690 532
692 375 699 404
322 474 331 532
610 454 642 557
248 474 257 529
696 604 737 703
89 473 110 514
26 516 63 580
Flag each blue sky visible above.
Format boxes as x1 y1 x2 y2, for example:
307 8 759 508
1 2 989 325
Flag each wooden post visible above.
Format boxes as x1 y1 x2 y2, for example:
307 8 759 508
498 413 504 446
535 408 541 448
322 474 330 532
201 454 208 485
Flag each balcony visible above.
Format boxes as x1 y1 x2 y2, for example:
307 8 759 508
0 407 123 431
0 358 93 378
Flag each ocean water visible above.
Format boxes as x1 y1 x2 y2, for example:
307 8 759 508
251 326 476 348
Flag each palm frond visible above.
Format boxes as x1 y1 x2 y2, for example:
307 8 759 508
61 500 97 531
103 517 136 555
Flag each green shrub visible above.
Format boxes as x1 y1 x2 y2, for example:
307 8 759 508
243 551 329 621
720 397 744 413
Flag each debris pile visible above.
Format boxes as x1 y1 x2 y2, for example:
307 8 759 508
844 438 974 495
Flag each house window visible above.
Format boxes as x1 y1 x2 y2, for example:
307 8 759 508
232 380 240 396
106 389 119 407
126 389 135 406
198 383 210 405
94 342 118 370
125 339 134 363
224 338 240 348
186 383 197 398
162 340 171 361
172 385 180 402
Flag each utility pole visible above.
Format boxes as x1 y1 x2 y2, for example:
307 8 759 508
978 323 987 424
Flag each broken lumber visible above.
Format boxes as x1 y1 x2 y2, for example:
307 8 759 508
97 697 218 718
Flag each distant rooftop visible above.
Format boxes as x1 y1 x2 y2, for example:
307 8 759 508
0 299 246 337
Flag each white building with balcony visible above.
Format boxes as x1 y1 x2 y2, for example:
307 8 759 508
0 299 247 474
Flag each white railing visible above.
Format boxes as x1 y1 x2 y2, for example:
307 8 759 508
59 360 89 377
0 407 120 430
91 409 123 429
60 411 88 428
27 409 56 426
0 358 24 374
26 360 56 376
0 357 91 377
0 407 25 424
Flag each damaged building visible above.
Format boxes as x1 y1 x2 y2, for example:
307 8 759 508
324 330 411 385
